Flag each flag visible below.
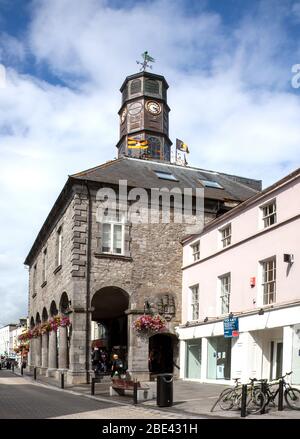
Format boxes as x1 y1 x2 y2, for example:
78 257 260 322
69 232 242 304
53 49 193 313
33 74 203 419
127 137 149 149
176 138 189 153
142 51 155 63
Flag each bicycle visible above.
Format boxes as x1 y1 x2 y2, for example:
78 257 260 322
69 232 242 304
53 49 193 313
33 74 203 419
264 371 300 410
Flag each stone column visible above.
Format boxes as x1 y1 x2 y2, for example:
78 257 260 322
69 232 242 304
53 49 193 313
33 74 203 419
35 335 42 367
28 339 33 367
48 330 58 369
58 325 68 369
127 312 150 381
41 332 49 368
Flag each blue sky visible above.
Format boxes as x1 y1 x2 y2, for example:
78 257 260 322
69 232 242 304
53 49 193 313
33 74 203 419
0 0 300 325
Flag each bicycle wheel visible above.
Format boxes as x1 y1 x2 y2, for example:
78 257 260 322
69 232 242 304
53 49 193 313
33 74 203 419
246 391 266 414
219 388 235 410
285 388 300 410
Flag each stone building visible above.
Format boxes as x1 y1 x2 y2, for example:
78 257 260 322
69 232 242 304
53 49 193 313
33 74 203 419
24 70 261 384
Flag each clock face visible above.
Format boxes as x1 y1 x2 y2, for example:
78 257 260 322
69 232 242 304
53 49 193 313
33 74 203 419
128 101 142 115
121 108 127 123
146 100 161 115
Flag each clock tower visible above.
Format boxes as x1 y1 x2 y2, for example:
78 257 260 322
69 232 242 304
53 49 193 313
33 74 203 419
116 71 172 161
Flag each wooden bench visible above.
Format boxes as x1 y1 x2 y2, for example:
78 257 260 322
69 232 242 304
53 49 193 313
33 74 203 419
110 378 153 402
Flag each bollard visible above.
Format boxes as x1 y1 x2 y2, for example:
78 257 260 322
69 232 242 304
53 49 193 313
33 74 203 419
21 365 23 375
260 381 267 414
278 379 284 411
133 379 138 405
240 384 248 417
12 363 14 373
61 372 64 389
34 367 37 380
91 378 95 395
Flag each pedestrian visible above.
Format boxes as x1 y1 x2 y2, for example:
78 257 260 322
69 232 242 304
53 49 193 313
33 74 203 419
111 354 124 377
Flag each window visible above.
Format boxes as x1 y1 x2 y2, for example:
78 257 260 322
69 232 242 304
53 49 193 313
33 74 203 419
219 274 231 314
191 241 200 261
190 285 199 320
220 224 231 248
57 227 63 266
262 258 276 305
101 211 125 255
154 170 178 181
261 200 276 228
42 248 47 283
200 179 223 189
32 264 37 297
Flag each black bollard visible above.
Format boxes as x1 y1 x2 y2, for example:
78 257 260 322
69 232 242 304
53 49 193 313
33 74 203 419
21 365 23 375
34 367 37 380
12 363 14 373
278 379 284 411
240 384 248 417
260 381 267 414
133 379 138 405
61 372 64 389
91 378 95 395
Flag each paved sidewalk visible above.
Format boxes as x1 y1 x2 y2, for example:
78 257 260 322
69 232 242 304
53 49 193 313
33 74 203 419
11 368 300 419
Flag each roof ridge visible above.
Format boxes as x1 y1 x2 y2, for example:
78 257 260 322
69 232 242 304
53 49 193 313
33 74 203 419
70 157 123 178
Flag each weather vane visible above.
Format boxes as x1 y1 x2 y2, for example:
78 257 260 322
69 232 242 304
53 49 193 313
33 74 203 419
136 51 155 71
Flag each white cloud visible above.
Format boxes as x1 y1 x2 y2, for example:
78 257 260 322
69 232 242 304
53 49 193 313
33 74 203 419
0 0 299 324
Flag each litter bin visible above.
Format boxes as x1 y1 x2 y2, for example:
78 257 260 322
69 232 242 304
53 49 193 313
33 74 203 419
156 373 173 407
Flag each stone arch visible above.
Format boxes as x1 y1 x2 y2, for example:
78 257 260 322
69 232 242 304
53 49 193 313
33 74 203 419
91 286 129 364
30 316 35 329
36 312 41 325
59 292 70 315
50 300 58 317
42 307 48 322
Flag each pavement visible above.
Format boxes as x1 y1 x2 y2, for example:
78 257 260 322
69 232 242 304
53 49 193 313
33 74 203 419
2 367 300 419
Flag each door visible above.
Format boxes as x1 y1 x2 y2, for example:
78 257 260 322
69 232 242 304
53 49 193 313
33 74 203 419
186 339 201 379
270 341 283 380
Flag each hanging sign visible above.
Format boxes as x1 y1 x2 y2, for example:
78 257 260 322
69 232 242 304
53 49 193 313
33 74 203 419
223 317 239 338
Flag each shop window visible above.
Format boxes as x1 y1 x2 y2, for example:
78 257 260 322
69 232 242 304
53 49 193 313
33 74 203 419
207 336 231 380
186 339 202 379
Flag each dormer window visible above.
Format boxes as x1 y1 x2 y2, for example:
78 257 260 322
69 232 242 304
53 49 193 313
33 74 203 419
155 171 178 181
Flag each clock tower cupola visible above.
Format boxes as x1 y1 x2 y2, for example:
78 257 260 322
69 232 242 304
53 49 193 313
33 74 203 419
116 70 172 161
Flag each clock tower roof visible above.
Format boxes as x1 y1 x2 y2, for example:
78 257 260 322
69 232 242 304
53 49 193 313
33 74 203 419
119 71 169 93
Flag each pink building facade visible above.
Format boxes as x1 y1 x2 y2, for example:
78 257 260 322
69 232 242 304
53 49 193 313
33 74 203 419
177 168 300 385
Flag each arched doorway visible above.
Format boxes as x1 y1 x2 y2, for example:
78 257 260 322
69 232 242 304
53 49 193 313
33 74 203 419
91 287 129 366
149 333 177 374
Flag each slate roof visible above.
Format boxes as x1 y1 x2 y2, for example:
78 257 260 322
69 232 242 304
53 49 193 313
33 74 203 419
71 157 261 202
24 157 261 266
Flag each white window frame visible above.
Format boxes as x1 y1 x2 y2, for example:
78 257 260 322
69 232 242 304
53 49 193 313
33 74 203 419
57 227 63 267
42 248 47 283
190 241 200 262
260 199 277 229
189 284 199 321
219 224 231 248
219 273 231 315
101 211 125 255
261 257 276 305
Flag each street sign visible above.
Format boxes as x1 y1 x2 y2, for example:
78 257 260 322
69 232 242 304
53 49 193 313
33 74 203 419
224 317 239 338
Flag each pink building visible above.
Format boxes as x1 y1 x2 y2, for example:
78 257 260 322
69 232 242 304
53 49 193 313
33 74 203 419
177 168 300 385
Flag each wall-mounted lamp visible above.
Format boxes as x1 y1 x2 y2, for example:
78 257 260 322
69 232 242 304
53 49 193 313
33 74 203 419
228 312 234 319
284 254 294 264
258 308 264 315
204 317 208 323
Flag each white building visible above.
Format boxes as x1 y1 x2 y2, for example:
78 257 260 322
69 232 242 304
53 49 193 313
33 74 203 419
177 168 300 386
0 324 17 357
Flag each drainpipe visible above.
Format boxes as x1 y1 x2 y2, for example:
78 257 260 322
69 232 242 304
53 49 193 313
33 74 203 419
84 181 92 384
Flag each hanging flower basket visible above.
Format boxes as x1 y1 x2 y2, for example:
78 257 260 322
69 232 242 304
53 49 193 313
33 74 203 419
60 316 71 327
40 321 51 334
132 314 167 339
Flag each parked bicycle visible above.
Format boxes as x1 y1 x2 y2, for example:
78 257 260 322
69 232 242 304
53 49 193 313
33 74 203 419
263 372 300 410
211 377 266 415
